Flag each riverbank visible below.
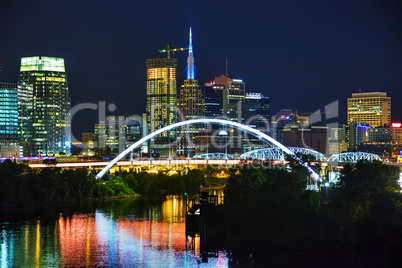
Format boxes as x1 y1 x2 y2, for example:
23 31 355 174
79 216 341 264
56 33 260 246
0 161 140 209
0 161 229 211
116 168 227 196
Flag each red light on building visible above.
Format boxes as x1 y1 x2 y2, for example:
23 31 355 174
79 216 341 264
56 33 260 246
391 122 401 128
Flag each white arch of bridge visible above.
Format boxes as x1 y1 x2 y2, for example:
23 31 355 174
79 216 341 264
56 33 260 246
95 118 320 179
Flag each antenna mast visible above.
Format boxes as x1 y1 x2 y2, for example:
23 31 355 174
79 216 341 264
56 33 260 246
225 56 228 76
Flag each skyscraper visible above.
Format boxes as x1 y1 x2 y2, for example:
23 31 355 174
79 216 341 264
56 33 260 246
0 82 21 157
18 56 71 155
214 75 245 114
269 109 311 147
204 85 223 118
347 122 370 150
177 28 204 156
244 92 270 129
177 28 204 120
178 80 204 119
146 58 177 138
94 116 127 157
347 92 391 127
0 83 18 141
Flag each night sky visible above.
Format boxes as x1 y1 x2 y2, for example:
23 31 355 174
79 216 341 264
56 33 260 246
1 0 401 140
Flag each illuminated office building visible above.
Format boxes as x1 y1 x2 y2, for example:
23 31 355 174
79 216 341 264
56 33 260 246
348 122 370 150
177 28 204 156
392 123 402 144
18 56 71 155
146 58 177 139
125 117 142 144
271 109 307 143
205 77 246 154
177 28 204 120
0 82 21 157
367 127 392 143
328 125 348 154
214 75 245 114
347 92 391 127
244 93 270 129
82 132 94 144
355 122 402 161
94 116 125 156
204 85 223 118
93 116 142 157
204 75 245 117
177 79 204 120
0 83 18 140
233 93 270 152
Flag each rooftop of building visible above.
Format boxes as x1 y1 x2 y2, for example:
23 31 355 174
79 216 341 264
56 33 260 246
350 92 388 98
20 56 65 72
245 92 269 99
0 82 17 88
145 58 178 68
214 75 244 86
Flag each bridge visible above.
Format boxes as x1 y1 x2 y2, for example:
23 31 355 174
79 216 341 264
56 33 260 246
95 118 320 179
29 159 240 169
239 149 382 163
193 153 235 160
327 152 382 163
24 118 384 179
240 147 327 162
26 149 383 171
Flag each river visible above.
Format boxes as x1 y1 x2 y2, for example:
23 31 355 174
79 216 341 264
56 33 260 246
0 191 228 267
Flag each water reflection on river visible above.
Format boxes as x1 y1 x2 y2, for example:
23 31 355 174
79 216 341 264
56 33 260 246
0 193 228 267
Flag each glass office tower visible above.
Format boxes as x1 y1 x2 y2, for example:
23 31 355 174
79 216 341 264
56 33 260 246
0 82 21 157
0 82 18 140
18 56 71 155
146 58 177 139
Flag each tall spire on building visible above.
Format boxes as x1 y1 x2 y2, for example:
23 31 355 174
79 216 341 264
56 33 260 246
187 27 195 80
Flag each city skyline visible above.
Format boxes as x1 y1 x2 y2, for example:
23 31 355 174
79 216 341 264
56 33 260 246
1 2 402 265
0 0 401 138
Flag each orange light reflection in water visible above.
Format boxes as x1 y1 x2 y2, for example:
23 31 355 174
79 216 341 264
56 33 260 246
35 220 40 268
58 214 100 267
1 195 228 267
186 234 200 255
57 196 192 267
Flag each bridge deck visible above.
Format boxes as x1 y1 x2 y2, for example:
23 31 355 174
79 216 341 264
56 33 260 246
29 159 241 168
